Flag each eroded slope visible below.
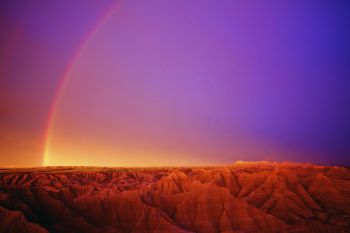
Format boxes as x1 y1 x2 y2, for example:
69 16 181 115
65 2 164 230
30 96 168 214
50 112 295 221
0 162 349 233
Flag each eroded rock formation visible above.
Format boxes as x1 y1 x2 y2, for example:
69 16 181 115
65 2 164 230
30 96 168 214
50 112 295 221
0 162 349 233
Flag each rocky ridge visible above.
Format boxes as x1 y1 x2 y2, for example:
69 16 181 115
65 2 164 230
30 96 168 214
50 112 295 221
0 162 349 233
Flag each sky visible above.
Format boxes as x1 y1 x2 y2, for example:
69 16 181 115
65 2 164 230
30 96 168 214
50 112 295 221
1 0 350 167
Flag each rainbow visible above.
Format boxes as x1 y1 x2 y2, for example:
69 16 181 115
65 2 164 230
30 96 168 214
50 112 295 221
43 1 122 166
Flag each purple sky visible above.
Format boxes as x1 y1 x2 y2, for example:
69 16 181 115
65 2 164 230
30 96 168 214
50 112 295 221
1 0 350 166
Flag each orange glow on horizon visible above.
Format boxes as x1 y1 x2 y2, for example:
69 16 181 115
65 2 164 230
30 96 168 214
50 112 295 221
44 135 216 167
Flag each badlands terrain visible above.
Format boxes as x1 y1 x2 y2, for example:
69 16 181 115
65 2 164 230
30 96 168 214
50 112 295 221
0 162 349 233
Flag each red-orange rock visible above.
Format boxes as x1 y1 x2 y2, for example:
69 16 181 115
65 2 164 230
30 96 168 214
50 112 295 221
0 162 349 233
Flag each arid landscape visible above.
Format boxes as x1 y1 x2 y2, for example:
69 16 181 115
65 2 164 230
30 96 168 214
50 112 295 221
2 0 350 232
0 162 349 233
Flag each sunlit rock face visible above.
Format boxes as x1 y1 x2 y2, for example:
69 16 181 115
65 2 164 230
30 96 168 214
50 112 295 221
0 162 349 233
